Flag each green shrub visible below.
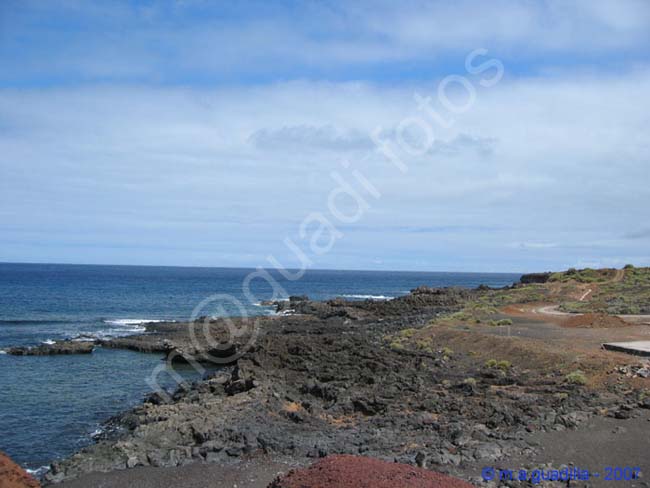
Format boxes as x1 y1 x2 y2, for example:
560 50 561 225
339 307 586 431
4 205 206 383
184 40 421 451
565 370 587 385
485 359 498 368
449 311 471 321
416 340 433 354
488 319 512 327
497 360 511 370
399 328 416 338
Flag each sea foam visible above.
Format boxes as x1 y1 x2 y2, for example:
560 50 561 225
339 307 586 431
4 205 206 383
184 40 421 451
103 319 167 326
341 294 393 300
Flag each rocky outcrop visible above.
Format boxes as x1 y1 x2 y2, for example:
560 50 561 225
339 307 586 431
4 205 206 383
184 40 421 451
519 272 552 284
98 337 173 354
0 451 40 488
273 287 475 323
268 455 474 488
6 341 94 356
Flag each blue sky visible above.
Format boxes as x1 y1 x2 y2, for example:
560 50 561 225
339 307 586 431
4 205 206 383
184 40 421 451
1 0 649 272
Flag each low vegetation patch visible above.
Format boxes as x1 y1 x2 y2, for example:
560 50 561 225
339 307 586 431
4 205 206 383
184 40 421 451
478 285 548 307
415 339 434 354
565 370 588 385
483 359 511 370
398 328 417 338
560 267 650 314
549 267 615 284
497 360 511 370
488 318 513 327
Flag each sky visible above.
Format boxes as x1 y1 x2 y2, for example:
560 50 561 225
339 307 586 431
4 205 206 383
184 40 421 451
1 0 649 273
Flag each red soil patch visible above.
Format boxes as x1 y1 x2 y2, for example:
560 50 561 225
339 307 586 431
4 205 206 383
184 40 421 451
268 455 473 488
563 313 630 329
0 452 40 488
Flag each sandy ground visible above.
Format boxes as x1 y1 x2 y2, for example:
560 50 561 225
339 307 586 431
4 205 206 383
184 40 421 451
477 304 650 354
505 302 650 325
57 457 304 488
499 409 650 487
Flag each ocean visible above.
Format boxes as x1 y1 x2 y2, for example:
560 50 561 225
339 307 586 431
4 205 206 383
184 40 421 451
0 262 520 473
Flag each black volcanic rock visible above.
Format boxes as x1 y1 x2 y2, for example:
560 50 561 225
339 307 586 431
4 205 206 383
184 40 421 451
272 287 475 322
6 340 95 356
519 272 552 284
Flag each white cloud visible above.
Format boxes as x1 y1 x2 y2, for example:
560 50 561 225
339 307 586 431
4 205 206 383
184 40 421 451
357 0 650 52
1 65 649 270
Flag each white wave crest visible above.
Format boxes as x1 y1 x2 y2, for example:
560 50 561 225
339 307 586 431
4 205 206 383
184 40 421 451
26 465 50 477
103 319 167 326
341 294 393 300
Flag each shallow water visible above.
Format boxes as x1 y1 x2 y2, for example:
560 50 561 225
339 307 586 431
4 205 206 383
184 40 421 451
0 347 205 472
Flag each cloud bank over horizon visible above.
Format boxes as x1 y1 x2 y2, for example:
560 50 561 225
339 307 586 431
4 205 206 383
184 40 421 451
1 0 649 272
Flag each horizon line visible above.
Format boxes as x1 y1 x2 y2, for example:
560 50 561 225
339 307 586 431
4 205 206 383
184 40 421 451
0 260 528 276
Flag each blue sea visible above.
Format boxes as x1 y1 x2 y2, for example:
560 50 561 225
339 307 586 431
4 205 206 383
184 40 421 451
0 262 520 473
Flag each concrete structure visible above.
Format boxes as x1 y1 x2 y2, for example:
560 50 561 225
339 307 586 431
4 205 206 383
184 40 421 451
603 341 650 357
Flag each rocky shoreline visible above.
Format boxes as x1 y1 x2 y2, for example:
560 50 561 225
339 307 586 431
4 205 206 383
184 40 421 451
22 281 644 486
4 274 648 486
5 341 95 356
